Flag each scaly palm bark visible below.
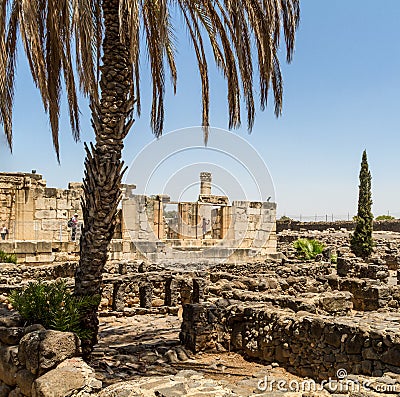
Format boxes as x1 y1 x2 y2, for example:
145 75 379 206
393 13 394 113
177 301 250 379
0 0 300 356
74 0 133 354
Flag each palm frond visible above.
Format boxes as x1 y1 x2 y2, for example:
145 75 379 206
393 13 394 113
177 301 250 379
0 0 300 154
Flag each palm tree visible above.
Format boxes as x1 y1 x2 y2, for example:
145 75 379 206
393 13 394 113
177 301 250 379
0 0 300 354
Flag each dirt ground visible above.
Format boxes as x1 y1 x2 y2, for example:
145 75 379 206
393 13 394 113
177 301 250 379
89 312 304 389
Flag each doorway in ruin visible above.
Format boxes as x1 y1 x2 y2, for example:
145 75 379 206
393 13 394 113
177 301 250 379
162 201 231 243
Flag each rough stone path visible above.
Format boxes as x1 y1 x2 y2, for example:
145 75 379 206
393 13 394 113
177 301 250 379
90 313 182 385
89 314 400 396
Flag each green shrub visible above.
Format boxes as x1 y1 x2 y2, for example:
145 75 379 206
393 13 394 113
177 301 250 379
0 250 17 264
9 280 100 340
375 215 395 221
330 253 338 264
293 238 325 260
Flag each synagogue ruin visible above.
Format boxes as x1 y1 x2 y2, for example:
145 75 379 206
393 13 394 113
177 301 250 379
0 171 277 264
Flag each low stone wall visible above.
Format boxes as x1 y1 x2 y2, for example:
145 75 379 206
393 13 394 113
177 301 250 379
0 307 101 396
278 228 400 272
1 255 398 315
336 257 389 281
277 219 400 233
0 262 209 315
0 262 76 287
180 301 400 381
0 238 280 266
330 256 400 310
326 276 399 311
0 241 79 265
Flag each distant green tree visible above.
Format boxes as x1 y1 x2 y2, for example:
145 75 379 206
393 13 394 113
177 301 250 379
375 215 395 221
350 150 374 258
279 216 293 222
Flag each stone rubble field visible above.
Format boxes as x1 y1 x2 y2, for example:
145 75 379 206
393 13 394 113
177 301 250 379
0 228 399 396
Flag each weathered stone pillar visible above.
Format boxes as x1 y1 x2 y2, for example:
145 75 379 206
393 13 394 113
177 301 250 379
164 277 179 306
139 281 153 308
180 279 192 305
112 281 125 311
220 206 232 239
192 278 206 303
118 262 127 275
179 303 219 353
138 261 147 273
200 172 212 195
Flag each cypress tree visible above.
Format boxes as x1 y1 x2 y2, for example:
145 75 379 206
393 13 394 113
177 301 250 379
350 150 374 258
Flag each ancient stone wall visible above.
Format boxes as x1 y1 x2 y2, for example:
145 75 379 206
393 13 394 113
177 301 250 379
1 171 278 262
121 195 157 241
101 271 202 314
0 172 82 241
232 201 276 253
327 256 399 311
122 197 277 262
0 241 79 265
278 228 400 271
0 259 210 316
180 301 400 380
277 219 400 233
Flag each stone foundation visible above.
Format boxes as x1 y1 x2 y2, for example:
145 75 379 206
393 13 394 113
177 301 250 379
0 261 210 316
180 301 400 381
0 172 82 241
277 219 400 233
0 241 79 266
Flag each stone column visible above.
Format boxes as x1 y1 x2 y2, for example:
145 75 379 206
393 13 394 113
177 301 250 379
200 172 212 195
178 203 199 239
112 281 125 311
118 262 127 275
152 198 164 239
15 181 35 240
139 281 153 308
221 206 233 240
138 261 147 273
180 279 192 305
192 278 206 303
121 196 140 240
164 277 179 306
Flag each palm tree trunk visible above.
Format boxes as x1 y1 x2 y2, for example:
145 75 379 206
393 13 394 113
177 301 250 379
74 0 133 356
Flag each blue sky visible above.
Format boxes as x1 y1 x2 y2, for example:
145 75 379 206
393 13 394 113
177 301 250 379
1 1 400 220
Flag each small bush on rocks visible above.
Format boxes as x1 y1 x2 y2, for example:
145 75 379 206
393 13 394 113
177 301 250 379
0 250 17 264
293 238 325 260
9 279 100 340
